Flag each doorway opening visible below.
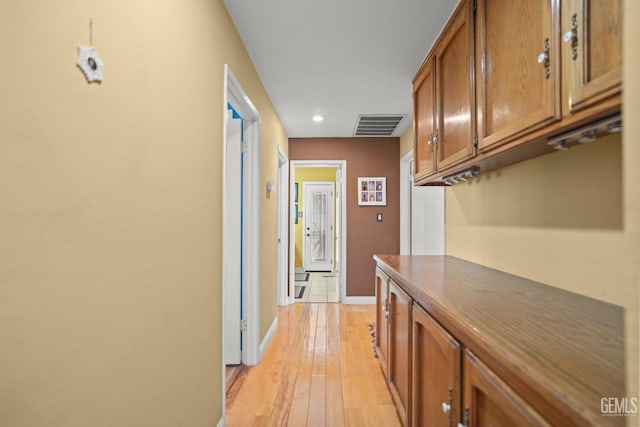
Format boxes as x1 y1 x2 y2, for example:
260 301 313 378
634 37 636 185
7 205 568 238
222 65 262 407
289 161 346 304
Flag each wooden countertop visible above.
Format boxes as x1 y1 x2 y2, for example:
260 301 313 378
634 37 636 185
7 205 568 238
374 254 625 427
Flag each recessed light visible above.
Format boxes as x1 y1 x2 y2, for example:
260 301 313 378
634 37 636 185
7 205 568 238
312 115 324 122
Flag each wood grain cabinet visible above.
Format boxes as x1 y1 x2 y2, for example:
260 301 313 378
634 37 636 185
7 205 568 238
475 0 561 151
374 255 625 427
412 303 461 427
412 0 622 184
375 268 390 380
413 0 475 181
561 0 622 114
375 269 413 426
462 351 550 427
387 281 412 427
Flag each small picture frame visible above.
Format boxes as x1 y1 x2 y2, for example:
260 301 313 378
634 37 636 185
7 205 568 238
358 177 386 206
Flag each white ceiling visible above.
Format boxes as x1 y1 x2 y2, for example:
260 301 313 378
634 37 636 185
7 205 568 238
223 0 459 138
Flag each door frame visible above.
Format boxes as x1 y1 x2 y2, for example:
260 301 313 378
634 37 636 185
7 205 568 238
302 181 335 272
289 160 347 303
222 64 261 376
276 146 289 306
400 151 413 255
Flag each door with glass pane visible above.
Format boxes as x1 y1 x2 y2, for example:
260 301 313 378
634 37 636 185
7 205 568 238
303 182 334 272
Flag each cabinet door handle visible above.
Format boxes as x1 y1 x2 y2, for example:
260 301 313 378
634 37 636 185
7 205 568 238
563 13 578 60
442 402 451 413
537 38 551 79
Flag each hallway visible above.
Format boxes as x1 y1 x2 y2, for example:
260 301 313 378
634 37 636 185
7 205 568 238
295 272 340 303
225 303 400 426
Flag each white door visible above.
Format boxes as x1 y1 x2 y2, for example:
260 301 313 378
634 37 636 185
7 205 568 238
400 153 445 255
276 149 289 305
223 105 243 365
303 182 334 272
410 177 445 255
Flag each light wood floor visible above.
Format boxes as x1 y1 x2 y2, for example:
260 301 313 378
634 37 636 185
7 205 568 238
225 303 401 427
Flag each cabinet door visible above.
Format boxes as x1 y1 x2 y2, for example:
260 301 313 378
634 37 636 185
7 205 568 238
388 281 412 426
462 351 551 427
436 0 475 170
413 57 437 179
412 304 461 427
563 0 621 113
475 0 561 151
375 268 390 379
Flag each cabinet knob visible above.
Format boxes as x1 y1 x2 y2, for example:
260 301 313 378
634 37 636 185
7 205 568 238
564 13 579 60
442 402 451 413
563 30 575 43
536 52 548 64
537 38 551 79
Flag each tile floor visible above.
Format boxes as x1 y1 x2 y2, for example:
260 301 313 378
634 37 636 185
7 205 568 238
295 272 339 303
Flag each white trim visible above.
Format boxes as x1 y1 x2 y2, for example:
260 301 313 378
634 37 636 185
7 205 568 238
260 315 279 359
276 146 289 306
342 296 376 305
290 160 347 304
222 65 262 418
400 151 413 255
243 118 261 366
216 416 224 427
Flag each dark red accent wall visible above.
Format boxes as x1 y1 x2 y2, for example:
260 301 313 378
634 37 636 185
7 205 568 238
289 137 400 297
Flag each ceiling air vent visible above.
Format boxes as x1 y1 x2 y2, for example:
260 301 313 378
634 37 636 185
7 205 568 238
354 114 406 137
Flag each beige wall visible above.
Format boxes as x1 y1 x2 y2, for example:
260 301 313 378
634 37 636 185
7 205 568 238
293 168 337 268
400 126 413 159
446 0 639 405
0 1 286 425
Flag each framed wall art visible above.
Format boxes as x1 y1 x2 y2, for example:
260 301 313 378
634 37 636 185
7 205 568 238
358 177 386 206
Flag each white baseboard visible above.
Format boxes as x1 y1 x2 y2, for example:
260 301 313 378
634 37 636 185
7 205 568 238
342 296 376 305
259 315 278 359
216 415 224 427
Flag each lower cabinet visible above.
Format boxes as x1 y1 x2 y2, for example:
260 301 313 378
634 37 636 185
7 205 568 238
375 268 390 380
412 303 461 427
388 281 412 426
376 273 549 427
462 351 550 427
375 255 624 426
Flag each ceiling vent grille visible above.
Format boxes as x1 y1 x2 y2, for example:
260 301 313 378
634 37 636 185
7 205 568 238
354 114 406 136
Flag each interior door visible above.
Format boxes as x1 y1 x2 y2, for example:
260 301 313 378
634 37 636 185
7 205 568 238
303 182 334 272
410 161 446 256
224 105 243 365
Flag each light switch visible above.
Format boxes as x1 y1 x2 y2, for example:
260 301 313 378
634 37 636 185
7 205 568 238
377 213 383 222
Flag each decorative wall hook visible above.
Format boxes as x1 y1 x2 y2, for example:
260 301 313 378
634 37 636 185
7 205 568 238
76 44 104 83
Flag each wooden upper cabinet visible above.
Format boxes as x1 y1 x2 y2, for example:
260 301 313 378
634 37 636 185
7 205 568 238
463 351 551 427
413 57 437 179
388 281 412 426
412 303 461 427
562 0 622 113
475 0 561 152
375 268 390 380
436 0 476 169
412 0 475 182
